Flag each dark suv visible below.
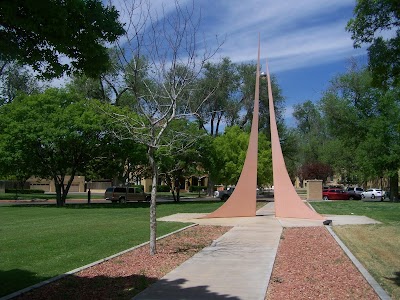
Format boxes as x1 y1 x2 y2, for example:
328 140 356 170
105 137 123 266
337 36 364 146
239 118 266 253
105 186 150 203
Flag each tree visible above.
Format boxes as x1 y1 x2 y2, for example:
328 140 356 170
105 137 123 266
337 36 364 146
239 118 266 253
0 88 122 206
347 0 400 87
318 65 400 199
292 100 328 169
0 0 125 78
238 63 286 137
104 0 222 255
157 120 206 202
319 66 375 180
194 58 240 136
298 162 333 183
213 126 272 187
0 61 42 105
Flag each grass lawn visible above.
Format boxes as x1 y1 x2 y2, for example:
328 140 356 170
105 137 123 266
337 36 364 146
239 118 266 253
311 201 400 299
0 201 224 297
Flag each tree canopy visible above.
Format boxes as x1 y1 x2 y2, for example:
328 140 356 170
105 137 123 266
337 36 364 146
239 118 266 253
0 0 125 78
347 0 400 87
213 126 272 187
0 88 131 205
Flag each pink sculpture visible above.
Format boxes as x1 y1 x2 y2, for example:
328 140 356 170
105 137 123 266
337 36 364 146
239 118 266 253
265 58 324 220
201 38 261 218
203 38 324 220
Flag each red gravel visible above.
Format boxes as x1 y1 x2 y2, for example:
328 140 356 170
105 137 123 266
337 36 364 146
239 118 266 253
12 225 380 300
14 225 231 300
266 226 379 300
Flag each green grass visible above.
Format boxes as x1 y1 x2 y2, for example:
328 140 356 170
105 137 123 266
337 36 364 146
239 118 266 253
0 201 223 297
311 201 400 299
311 200 400 225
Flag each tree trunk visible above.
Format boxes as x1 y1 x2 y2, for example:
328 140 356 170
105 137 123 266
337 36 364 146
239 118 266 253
148 147 158 255
175 176 180 202
61 172 75 204
210 112 215 136
166 175 176 201
54 177 64 207
215 114 223 136
390 173 399 202
207 175 214 197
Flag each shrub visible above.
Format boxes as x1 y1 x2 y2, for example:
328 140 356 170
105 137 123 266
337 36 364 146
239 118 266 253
148 185 171 192
129 185 144 192
157 185 171 192
189 186 207 192
5 189 45 194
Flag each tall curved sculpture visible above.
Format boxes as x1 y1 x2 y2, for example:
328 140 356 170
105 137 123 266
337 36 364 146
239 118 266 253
201 39 261 218
265 58 324 220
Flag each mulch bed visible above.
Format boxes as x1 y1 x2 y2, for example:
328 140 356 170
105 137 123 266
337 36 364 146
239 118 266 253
265 226 379 300
11 225 381 299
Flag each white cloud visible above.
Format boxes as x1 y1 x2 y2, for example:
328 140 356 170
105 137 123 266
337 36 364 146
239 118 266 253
195 0 360 72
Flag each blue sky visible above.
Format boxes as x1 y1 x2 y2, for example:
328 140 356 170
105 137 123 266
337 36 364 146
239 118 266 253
106 0 369 127
195 0 368 126
124 0 368 126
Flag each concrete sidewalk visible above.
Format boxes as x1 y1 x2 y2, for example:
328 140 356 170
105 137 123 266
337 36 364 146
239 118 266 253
134 204 282 300
133 203 381 300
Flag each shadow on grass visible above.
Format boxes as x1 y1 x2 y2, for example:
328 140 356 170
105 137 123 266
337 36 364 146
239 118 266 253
8 200 221 209
385 271 400 286
8 273 240 300
0 269 50 298
8 203 150 209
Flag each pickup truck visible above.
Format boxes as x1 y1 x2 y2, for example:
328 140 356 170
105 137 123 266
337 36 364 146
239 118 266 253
214 187 235 201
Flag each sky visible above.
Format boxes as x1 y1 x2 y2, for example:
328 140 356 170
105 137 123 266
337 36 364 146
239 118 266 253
117 0 368 127
197 0 368 125
90 0 370 128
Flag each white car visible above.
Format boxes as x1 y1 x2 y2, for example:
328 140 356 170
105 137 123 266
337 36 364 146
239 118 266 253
361 188 385 200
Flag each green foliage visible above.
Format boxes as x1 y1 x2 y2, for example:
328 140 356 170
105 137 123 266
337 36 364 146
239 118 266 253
0 88 132 205
292 100 327 166
188 186 207 192
194 57 240 136
0 0 125 78
155 185 171 192
212 126 272 186
0 61 41 105
347 0 400 87
293 64 400 194
155 119 208 200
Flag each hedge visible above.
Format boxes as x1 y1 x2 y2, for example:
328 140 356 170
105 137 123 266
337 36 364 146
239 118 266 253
189 186 207 192
5 189 45 194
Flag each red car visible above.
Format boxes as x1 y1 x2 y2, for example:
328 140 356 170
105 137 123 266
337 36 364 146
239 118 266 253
322 189 350 200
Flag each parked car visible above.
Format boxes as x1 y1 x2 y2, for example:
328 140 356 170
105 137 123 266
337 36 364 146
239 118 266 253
105 186 150 203
345 187 364 200
214 187 235 201
361 188 385 200
322 188 350 200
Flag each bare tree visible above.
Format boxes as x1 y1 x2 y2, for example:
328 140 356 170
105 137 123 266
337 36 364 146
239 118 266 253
105 0 222 255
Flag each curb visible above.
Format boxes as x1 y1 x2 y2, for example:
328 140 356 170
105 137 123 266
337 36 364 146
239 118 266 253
0 224 198 300
325 226 391 300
